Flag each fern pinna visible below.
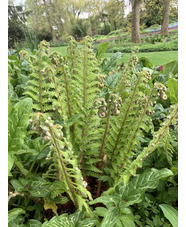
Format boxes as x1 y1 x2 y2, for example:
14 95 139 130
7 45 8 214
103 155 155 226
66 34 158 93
20 38 178 214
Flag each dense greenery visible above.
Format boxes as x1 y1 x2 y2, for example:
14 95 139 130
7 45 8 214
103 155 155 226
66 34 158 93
8 0 178 47
8 37 178 226
8 5 27 48
107 39 178 53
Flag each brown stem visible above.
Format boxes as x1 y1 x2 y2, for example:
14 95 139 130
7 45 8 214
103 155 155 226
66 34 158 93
61 64 75 137
80 40 87 176
98 103 111 159
96 103 111 197
120 86 155 169
49 127 78 209
50 67 68 136
111 76 141 161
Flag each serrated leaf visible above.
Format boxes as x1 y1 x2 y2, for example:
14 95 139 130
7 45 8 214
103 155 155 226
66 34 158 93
8 98 32 174
96 42 109 60
162 61 178 76
8 98 32 154
159 204 178 227
8 208 26 223
66 114 83 126
104 72 121 89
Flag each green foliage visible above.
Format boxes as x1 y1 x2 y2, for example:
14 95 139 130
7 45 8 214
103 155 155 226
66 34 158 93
100 52 123 74
159 204 178 227
8 37 178 225
96 42 109 61
8 4 26 48
42 209 99 227
71 19 92 39
24 29 39 52
8 98 32 175
167 78 178 104
90 168 173 226
108 39 178 53
8 208 26 224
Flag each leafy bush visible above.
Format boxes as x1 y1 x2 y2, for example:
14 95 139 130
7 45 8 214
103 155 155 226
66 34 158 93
8 37 178 226
108 39 178 53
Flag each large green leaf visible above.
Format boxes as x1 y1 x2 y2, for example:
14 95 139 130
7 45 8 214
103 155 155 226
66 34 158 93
41 214 75 227
41 210 99 227
159 204 178 227
8 98 32 152
139 57 153 69
8 98 32 174
8 208 26 223
77 217 99 227
162 61 178 76
121 168 173 207
10 177 61 198
119 215 136 227
167 78 178 104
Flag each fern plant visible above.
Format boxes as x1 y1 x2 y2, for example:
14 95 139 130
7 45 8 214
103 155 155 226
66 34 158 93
12 37 178 221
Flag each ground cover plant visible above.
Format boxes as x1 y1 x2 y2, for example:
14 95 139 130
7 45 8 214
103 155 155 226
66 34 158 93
8 37 178 226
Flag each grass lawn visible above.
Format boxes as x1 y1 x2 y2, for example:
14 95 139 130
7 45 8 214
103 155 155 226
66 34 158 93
50 46 178 67
50 46 68 56
105 51 178 66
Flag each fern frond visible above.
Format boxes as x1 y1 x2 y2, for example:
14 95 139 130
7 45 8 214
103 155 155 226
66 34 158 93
120 104 178 185
31 113 92 214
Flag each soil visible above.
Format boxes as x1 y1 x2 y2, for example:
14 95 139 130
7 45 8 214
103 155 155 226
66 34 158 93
41 176 109 221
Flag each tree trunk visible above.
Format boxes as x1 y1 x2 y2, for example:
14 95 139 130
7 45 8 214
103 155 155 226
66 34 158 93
43 0 56 42
161 0 170 36
131 0 141 43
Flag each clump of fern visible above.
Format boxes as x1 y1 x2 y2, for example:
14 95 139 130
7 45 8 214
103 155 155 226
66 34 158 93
22 37 178 215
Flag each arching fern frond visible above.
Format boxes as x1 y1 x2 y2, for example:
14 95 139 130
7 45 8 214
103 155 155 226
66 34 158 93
30 113 93 214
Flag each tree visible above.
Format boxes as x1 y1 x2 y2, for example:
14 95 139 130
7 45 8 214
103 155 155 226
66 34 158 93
43 0 56 42
105 0 125 31
8 4 27 48
25 0 52 41
131 0 142 43
140 0 177 28
25 0 88 41
161 0 170 36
